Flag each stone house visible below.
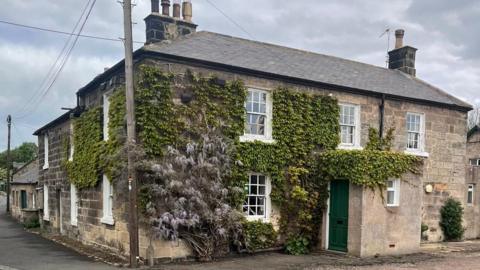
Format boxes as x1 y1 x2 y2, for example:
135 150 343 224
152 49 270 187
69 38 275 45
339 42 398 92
10 159 39 224
33 0 472 261
465 125 480 238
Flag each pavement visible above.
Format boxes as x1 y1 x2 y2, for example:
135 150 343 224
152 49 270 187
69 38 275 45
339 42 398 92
0 195 116 270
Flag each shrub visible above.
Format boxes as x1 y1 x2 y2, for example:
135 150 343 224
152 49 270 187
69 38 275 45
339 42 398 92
24 217 40 229
285 235 310 255
440 198 465 241
243 221 277 252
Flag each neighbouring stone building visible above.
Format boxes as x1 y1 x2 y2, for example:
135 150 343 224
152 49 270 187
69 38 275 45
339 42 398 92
10 159 39 224
33 0 473 262
465 126 480 239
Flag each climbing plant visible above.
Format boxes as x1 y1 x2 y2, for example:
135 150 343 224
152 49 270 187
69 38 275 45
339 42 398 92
65 107 103 189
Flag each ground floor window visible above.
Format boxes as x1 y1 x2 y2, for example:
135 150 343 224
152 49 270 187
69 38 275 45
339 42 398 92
20 190 27 209
243 173 271 221
70 184 78 226
43 184 49 220
386 179 400 207
101 175 114 225
468 184 475 205
470 159 480 166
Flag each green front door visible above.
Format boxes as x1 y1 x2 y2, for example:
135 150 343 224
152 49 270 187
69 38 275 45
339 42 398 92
328 180 349 252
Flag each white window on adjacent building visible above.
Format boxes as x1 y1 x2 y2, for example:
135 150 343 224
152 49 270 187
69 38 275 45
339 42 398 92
470 159 480 166
43 134 49 169
101 175 114 225
467 184 475 205
406 112 425 152
339 104 361 149
70 184 78 226
103 91 112 141
240 88 273 143
386 179 400 207
69 123 74 161
43 184 49 221
243 174 271 221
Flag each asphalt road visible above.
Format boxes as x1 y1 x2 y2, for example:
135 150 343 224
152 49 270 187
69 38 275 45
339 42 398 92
0 195 116 270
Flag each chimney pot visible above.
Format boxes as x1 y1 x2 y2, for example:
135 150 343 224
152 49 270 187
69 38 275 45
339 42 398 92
173 1 181 18
182 0 193 22
151 0 159 13
161 0 171 16
395 29 405 49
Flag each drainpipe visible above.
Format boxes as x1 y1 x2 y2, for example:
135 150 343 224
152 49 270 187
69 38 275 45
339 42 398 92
379 94 386 139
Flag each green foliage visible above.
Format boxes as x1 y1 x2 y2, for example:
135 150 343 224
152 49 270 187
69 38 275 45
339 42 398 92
24 216 40 229
317 149 422 190
66 108 103 188
0 168 6 181
365 127 395 151
285 235 310 255
243 220 277 252
440 198 465 241
0 142 38 169
136 66 178 157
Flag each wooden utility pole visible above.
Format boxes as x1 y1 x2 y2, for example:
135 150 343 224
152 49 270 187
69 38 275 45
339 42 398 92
122 0 139 267
6 115 11 213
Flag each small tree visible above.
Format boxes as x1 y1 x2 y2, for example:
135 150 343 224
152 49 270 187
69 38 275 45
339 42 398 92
140 129 244 261
440 198 465 241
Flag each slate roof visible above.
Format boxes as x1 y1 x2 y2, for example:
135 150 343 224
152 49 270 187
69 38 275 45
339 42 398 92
12 158 38 185
144 31 471 111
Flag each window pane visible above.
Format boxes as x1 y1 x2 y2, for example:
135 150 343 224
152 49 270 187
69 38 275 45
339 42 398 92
253 102 259 113
257 206 265 216
258 185 265 195
387 191 395 205
253 91 260 102
261 93 267 103
260 103 266 114
257 197 265 206
251 185 258 195
387 180 393 188
258 175 265 185
468 191 473 204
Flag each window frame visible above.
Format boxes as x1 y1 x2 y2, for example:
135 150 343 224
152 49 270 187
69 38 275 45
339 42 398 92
69 122 74 161
243 173 271 221
43 134 49 169
386 179 400 207
467 184 475 205
470 159 480 166
100 175 114 225
405 112 426 153
43 184 49 221
240 88 274 143
338 103 361 149
70 183 78 226
103 91 113 142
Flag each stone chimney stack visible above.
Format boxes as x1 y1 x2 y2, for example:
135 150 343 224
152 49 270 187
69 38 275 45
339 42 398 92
145 0 197 44
172 0 181 18
388 29 417 76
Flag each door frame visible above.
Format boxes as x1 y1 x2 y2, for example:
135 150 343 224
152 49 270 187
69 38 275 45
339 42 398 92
327 180 349 252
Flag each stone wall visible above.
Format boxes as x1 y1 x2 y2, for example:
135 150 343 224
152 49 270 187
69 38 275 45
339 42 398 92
10 184 37 223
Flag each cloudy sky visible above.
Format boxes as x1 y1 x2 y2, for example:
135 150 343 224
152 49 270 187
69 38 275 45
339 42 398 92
0 0 479 151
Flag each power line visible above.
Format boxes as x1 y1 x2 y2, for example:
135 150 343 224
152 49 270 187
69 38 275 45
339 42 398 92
204 0 256 40
0 19 144 44
15 0 98 119
14 0 94 118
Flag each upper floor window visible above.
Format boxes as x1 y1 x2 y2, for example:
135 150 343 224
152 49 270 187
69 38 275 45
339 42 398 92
467 184 475 205
386 179 400 207
43 134 49 169
69 123 74 161
43 184 49 221
103 91 112 141
406 112 425 152
70 184 78 226
470 159 480 166
339 104 361 148
243 173 271 221
240 89 273 143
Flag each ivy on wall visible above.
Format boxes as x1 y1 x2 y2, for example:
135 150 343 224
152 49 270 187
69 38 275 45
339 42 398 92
65 107 103 189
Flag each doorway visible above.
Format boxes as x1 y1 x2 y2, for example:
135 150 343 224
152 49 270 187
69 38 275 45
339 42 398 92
328 180 349 252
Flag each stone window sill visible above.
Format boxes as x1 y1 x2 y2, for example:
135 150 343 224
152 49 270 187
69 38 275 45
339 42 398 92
404 149 429 158
338 144 363 151
101 216 115 225
239 135 275 144
42 164 49 170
